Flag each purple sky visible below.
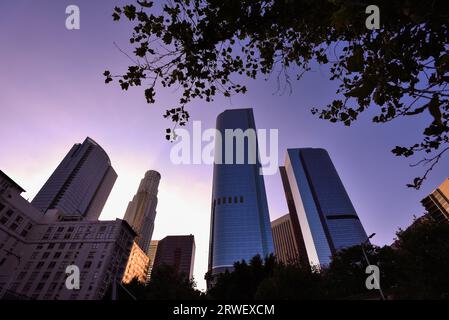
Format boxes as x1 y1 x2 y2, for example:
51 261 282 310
1 1 448 290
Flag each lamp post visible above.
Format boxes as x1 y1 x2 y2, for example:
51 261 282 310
361 233 386 300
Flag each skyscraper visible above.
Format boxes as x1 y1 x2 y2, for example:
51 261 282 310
123 170 160 254
282 148 368 266
421 178 449 224
271 213 300 265
208 109 274 283
31 137 117 221
152 235 195 279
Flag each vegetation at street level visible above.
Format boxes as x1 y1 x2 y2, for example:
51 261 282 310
104 0 449 189
123 217 449 300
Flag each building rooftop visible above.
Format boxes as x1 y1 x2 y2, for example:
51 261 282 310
0 170 26 193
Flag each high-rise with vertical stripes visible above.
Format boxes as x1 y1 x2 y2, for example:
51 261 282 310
207 109 274 286
31 137 117 221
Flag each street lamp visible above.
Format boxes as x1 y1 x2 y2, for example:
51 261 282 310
361 233 386 300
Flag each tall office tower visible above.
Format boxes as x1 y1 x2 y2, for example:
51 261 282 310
271 214 300 265
421 178 449 224
152 235 195 279
282 148 368 266
123 170 160 254
208 108 274 284
146 240 159 282
31 137 117 221
122 241 150 284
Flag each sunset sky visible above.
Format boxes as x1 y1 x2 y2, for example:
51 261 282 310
1 1 448 290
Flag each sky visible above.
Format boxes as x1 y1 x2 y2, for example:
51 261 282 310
1 1 448 291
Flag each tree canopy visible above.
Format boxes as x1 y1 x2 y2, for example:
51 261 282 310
105 0 449 188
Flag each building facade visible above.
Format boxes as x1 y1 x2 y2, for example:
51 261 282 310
123 170 160 254
271 214 300 265
31 137 117 221
122 241 150 284
208 109 274 283
0 171 135 300
146 240 159 282
153 235 195 279
282 148 368 266
421 178 449 224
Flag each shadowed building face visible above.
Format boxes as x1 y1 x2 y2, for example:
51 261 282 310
152 235 195 279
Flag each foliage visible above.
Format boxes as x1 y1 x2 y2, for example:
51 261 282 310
105 0 449 188
123 264 203 300
206 218 449 300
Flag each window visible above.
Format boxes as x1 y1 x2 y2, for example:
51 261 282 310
84 261 92 268
35 282 45 291
0 203 5 212
47 261 56 269
217 198 221 205
69 243 77 250
36 244 43 250
67 227 74 232
223 197 226 204
42 272 51 280
36 261 45 269
54 271 63 280
53 252 61 259
228 197 232 203
15 216 23 223
57 227 64 232
58 243 66 250
30 252 38 259
0 216 8 225
5 209 13 217
42 252 50 259
48 243 55 249
234 196 238 203
20 230 28 237
26 223 33 230
99 226 107 232
9 223 18 231
240 196 244 203
97 261 102 269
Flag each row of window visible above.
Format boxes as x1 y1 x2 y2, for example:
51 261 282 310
41 225 115 241
214 196 245 206
0 202 33 237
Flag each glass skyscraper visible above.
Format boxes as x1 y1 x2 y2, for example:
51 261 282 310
207 109 274 284
32 137 117 221
283 148 368 266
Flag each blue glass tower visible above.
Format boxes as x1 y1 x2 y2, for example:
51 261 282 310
207 109 274 283
283 148 368 266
